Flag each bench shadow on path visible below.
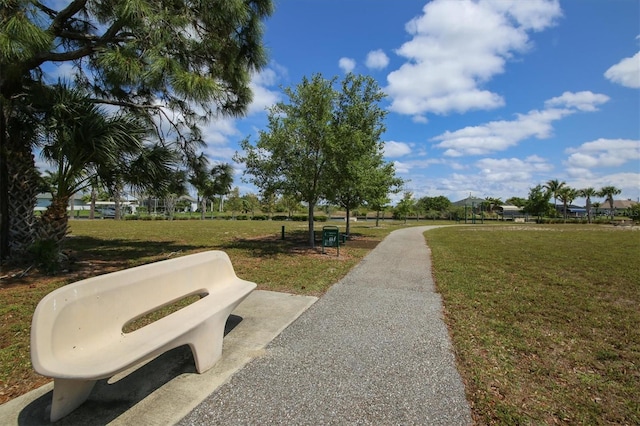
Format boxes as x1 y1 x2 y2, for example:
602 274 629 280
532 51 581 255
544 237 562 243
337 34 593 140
17 315 244 426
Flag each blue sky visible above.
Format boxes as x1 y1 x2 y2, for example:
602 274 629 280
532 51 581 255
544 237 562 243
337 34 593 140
210 0 640 204
43 0 639 205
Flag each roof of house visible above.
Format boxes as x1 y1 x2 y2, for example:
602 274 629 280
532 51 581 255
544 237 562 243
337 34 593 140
602 199 639 209
498 205 522 212
452 196 486 207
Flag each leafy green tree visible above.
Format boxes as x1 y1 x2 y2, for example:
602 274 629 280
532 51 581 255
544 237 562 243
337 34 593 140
578 187 598 223
225 187 243 218
276 195 303 218
237 74 337 247
326 74 392 235
627 203 640 221
260 192 277 219
0 0 274 259
598 185 622 220
416 196 452 214
524 184 552 221
506 197 527 207
395 192 415 224
241 193 261 216
363 161 403 227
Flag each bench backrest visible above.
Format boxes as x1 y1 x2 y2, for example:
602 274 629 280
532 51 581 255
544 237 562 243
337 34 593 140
31 251 243 357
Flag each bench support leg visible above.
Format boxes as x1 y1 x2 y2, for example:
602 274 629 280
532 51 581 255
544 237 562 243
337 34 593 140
188 315 226 374
50 378 96 422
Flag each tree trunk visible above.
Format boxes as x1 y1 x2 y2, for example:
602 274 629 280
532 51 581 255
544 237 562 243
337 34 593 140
375 210 380 227
5 120 40 261
90 188 96 219
200 197 206 220
38 195 71 246
69 193 75 219
609 199 615 220
345 206 351 236
0 100 9 260
308 203 315 248
113 185 122 220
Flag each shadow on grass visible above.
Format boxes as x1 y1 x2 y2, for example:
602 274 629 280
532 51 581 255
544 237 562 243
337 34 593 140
61 230 379 274
224 230 378 257
18 315 243 425
63 236 209 269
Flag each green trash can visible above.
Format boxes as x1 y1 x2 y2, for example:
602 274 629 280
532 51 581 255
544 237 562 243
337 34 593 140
321 226 340 256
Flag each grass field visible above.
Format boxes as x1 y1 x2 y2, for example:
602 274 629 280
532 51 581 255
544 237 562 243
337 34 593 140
1 220 638 425
426 225 639 425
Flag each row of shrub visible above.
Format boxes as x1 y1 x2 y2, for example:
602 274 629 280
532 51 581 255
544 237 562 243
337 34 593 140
121 214 330 222
534 217 637 224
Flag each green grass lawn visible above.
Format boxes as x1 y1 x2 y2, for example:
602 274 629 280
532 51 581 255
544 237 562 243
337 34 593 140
426 225 640 425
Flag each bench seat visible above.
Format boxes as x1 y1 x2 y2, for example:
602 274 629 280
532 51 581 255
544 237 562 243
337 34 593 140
30 251 256 421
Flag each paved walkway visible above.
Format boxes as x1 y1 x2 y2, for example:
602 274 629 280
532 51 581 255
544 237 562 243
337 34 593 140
180 226 472 425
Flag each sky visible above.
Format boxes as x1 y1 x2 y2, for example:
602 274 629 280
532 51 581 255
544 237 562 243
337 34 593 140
44 0 640 205
206 0 640 205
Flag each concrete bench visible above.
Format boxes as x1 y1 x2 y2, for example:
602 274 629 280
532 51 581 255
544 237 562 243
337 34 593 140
30 250 256 422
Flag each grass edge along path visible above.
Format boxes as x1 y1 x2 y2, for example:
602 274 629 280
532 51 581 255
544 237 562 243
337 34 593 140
426 225 639 425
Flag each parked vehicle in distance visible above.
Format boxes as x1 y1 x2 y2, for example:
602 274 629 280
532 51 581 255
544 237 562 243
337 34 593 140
101 207 116 219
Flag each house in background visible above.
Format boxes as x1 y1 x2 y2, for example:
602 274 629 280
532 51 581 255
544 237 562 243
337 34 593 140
554 204 587 218
497 205 525 221
35 193 85 212
452 196 486 208
595 199 639 217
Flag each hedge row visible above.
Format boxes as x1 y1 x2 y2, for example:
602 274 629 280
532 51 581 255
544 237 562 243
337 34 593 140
122 214 329 221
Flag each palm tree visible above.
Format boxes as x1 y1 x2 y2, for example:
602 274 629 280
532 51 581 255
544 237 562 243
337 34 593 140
118 144 178 219
161 169 188 220
38 85 150 246
188 159 234 219
557 186 577 222
2 89 45 261
211 163 234 212
579 187 598 223
598 186 622 220
544 179 566 217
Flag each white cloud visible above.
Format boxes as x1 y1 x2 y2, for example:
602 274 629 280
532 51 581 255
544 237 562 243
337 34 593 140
544 91 610 112
393 160 410 174
565 172 640 201
565 138 640 169
384 141 412 157
200 116 239 146
338 57 356 73
432 91 609 156
604 51 640 89
385 0 561 119
365 49 389 70
248 68 281 115
476 156 552 182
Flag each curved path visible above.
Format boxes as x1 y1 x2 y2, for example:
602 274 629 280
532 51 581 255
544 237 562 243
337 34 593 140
180 226 472 425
